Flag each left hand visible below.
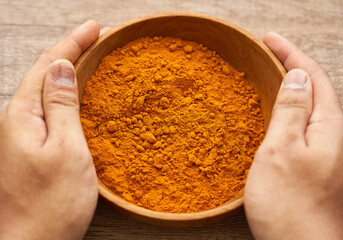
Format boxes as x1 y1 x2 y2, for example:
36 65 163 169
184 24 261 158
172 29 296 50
0 20 100 240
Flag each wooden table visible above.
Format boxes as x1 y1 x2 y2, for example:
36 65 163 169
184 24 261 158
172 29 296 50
1 0 342 239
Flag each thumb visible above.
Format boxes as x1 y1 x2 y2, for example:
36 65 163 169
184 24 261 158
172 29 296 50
43 59 84 143
265 69 313 145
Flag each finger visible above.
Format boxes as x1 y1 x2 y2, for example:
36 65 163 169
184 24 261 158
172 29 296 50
14 20 100 104
6 20 99 144
263 32 343 145
263 32 342 117
264 69 312 146
42 59 84 144
99 26 111 36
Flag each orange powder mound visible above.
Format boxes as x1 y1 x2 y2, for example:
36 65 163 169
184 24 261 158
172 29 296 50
80 36 264 213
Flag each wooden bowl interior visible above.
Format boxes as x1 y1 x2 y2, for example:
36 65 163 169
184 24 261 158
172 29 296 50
75 13 285 227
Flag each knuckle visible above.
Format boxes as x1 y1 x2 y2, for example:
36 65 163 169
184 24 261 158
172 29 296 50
321 69 330 78
283 49 297 68
254 145 286 170
273 99 311 121
45 90 79 110
49 138 92 165
275 96 310 111
254 144 277 161
29 152 61 180
254 143 305 174
15 145 43 168
53 135 90 154
67 37 83 56
33 51 55 66
280 131 303 144
259 142 279 154
315 68 330 79
256 137 301 160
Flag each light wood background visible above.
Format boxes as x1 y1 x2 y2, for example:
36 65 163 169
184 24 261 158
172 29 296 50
1 0 342 239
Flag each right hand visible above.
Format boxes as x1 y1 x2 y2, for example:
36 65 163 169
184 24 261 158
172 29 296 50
245 32 343 240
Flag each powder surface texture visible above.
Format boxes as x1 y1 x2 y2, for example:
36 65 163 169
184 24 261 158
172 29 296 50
80 36 264 213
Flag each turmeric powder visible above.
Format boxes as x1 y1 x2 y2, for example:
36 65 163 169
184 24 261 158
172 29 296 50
80 36 264 213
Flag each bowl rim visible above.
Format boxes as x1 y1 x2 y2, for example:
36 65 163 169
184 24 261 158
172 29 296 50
77 11 285 223
99 181 244 221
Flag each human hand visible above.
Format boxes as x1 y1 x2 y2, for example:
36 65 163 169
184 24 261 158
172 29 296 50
0 20 100 240
245 32 343 240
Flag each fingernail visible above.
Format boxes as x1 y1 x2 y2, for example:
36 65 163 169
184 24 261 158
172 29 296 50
282 69 309 89
51 61 75 86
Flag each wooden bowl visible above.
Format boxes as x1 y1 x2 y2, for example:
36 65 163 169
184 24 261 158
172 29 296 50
75 12 286 227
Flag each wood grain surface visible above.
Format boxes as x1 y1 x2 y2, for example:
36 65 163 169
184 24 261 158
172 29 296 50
1 0 342 239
